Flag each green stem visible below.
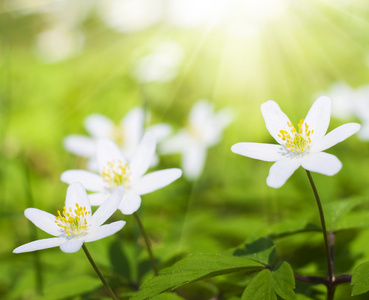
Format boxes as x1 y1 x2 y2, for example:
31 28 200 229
82 244 119 300
306 171 335 300
133 212 159 276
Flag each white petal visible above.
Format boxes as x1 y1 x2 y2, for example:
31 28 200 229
61 170 106 192
119 192 141 215
90 187 124 227
266 159 301 188
84 221 126 242
190 100 213 129
65 183 91 214
231 143 286 162
13 237 65 253
147 123 172 142
85 114 114 138
183 144 207 180
133 169 182 195
121 107 144 153
312 123 361 152
358 122 369 141
97 139 125 174
24 208 60 236
129 132 156 181
159 131 190 154
261 100 293 145
63 135 96 158
301 152 342 176
60 239 84 253
304 96 331 144
88 192 110 206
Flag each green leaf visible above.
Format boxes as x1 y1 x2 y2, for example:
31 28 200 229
324 197 365 231
351 261 369 296
241 262 295 300
272 262 296 300
230 237 276 265
241 269 276 300
131 253 264 300
151 293 185 300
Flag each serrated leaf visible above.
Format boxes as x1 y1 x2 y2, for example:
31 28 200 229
351 261 369 296
131 253 264 300
241 261 295 300
272 262 296 300
241 269 276 300
230 237 276 265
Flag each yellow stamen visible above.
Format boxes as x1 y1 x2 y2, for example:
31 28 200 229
102 160 131 189
277 119 314 153
55 204 91 237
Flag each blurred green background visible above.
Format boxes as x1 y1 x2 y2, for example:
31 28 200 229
2 0 369 299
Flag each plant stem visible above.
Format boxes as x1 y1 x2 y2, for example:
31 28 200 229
306 171 335 299
82 244 119 300
133 212 159 276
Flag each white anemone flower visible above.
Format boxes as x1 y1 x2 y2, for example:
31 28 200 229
13 183 125 254
64 107 171 170
160 100 233 180
61 132 182 215
231 96 361 188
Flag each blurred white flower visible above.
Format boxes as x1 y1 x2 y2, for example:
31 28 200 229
232 97 360 188
64 107 171 170
98 0 163 33
160 100 233 180
61 133 182 215
36 24 84 63
13 183 125 253
324 82 369 140
133 41 184 83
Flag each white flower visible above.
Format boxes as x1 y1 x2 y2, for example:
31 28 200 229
64 107 171 170
231 96 360 188
61 132 182 215
13 183 125 254
160 100 233 180
324 82 369 141
98 0 163 33
133 41 183 83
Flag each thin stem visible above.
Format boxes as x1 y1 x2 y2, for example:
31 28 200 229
306 171 335 299
82 244 119 300
133 212 159 276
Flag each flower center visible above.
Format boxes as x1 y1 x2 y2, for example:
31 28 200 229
102 160 131 189
278 119 314 153
55 203 91 237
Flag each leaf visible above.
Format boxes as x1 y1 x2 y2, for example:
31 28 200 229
151 293 185 300
272 262 296 300
351 261 369 296
230 237 276 265
131 253 264 300
241 261 295 300
241 269 276 300
324 197 365 231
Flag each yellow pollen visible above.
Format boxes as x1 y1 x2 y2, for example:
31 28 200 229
54 204 91 237
277 119 314 153
102 160 131 189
